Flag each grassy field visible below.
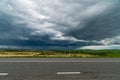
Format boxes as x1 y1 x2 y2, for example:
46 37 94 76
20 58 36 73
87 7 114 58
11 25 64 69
0 49 120 58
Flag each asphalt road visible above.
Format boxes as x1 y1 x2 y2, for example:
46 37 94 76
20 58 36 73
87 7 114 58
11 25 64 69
0 58 120 80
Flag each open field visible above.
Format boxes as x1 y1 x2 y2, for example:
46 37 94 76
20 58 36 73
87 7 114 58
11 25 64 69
0 49 120 58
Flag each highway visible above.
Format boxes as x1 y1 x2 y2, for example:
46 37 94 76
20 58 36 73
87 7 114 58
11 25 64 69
0 58 120 80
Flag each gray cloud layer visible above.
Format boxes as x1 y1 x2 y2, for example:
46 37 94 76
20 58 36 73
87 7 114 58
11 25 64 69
0 0 120 49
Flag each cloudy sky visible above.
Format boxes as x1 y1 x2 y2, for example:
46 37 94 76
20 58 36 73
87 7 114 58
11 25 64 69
0 0 120 50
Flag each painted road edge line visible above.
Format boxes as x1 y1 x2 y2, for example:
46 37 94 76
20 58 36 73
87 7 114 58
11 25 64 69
0 73 8 76
57 72 81 75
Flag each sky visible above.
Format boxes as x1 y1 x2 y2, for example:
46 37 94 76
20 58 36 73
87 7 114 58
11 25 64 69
0 0 120 50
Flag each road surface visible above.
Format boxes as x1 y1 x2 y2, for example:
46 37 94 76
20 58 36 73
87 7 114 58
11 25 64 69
0 58 120 80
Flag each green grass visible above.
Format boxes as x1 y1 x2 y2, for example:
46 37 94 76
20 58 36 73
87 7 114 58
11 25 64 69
0 49 120 58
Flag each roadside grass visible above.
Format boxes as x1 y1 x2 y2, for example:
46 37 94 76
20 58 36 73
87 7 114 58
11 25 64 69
0 49 120 58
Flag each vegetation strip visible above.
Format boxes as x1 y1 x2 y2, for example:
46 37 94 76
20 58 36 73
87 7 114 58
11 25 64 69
0 50 120 58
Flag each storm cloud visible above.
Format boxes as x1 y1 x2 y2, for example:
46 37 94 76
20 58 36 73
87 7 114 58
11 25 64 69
0 0 120 50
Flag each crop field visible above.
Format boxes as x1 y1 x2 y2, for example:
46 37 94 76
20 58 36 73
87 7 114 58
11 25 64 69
0 49 120 58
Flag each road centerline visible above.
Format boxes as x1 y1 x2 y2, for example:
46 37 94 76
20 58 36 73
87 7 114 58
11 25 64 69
0 73 8 76
57 72 81 75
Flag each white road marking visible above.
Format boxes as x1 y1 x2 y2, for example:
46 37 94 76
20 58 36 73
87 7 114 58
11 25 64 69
0 73 8 76
57 72 81 75
0 58 120 62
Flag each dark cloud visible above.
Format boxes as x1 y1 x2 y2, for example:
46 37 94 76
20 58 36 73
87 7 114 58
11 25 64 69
0 0 120 50
69 6 120 40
